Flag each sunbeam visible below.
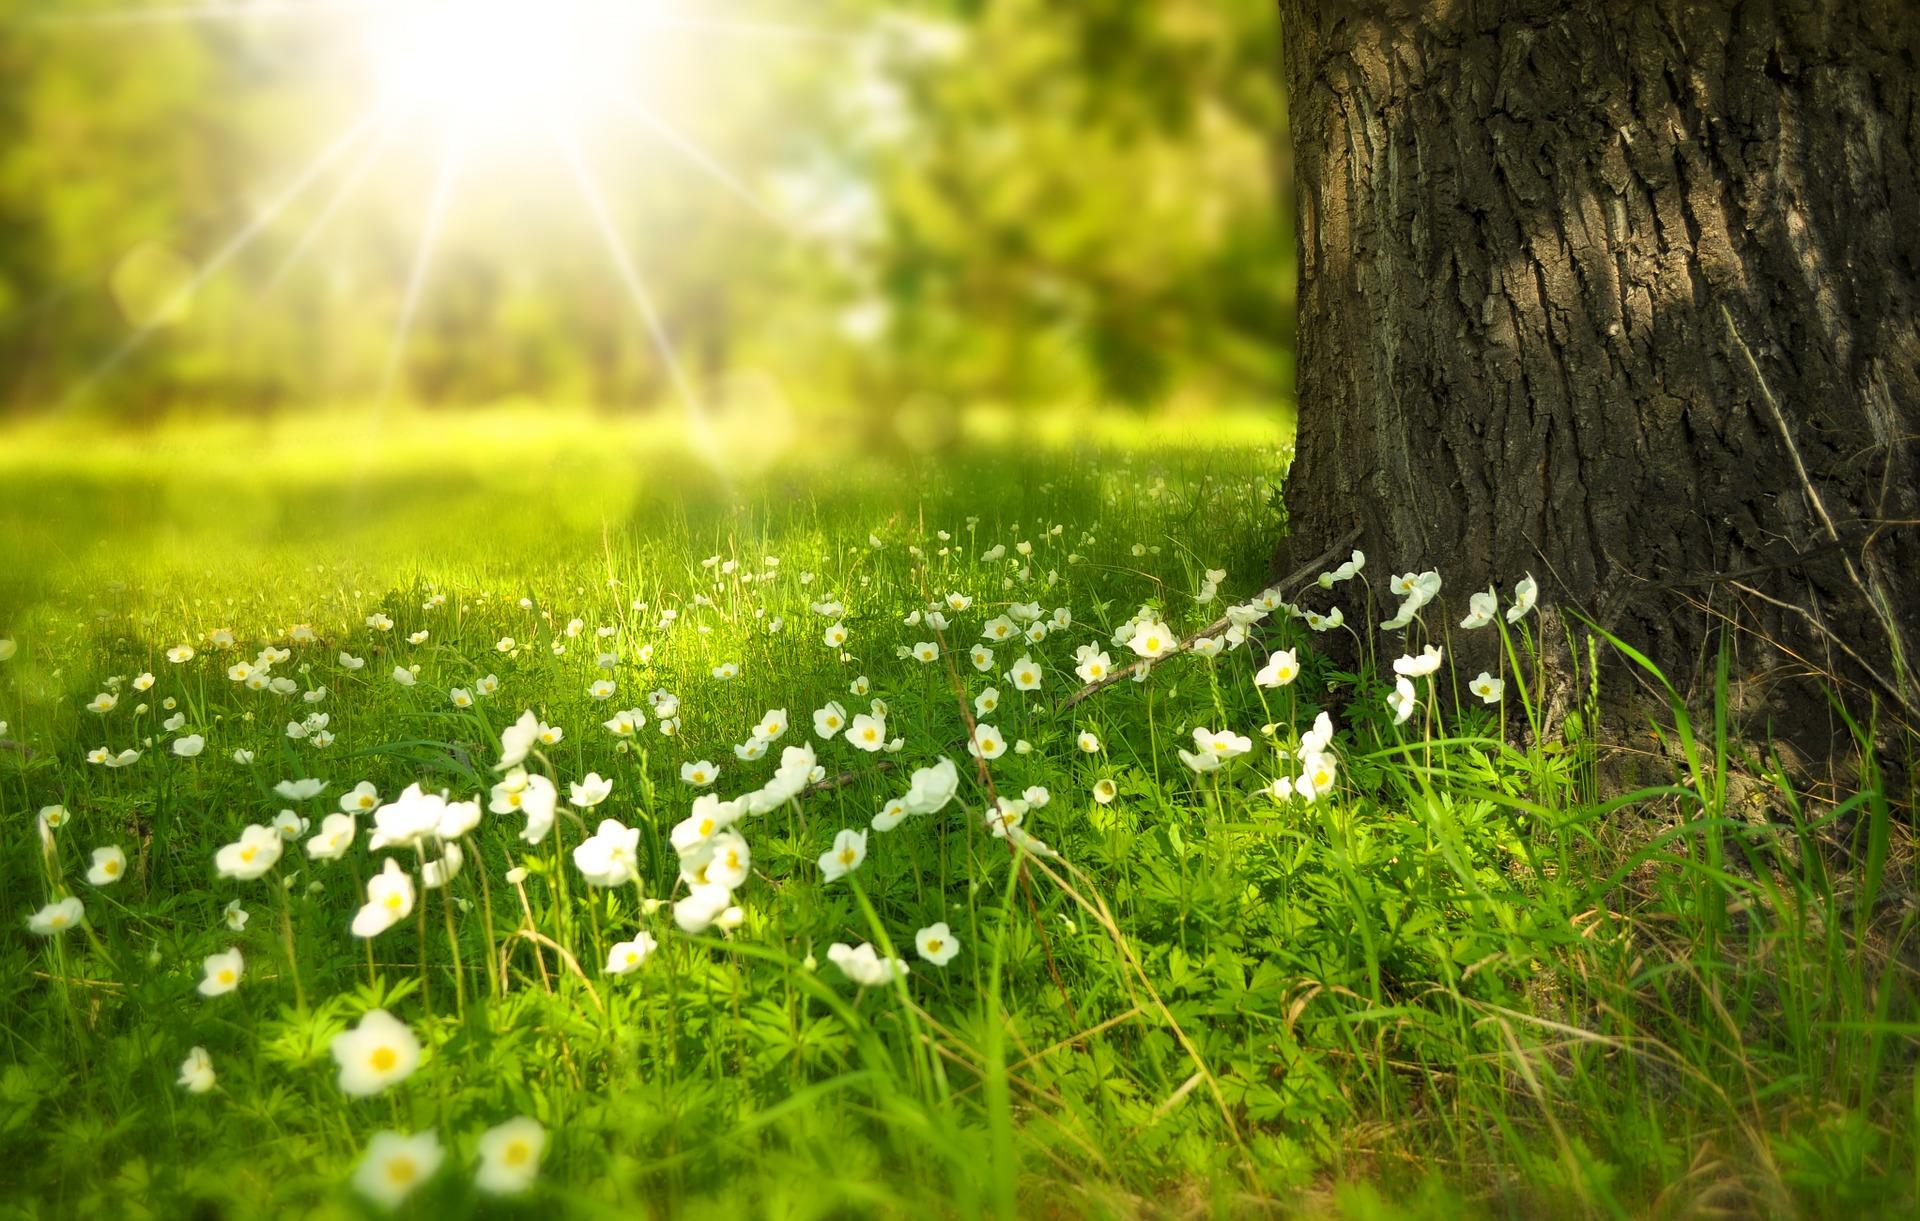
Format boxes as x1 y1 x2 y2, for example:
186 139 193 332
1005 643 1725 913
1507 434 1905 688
66 107 387 404
262 116 403 295
603 91 791 232
376 137 462 404
556 131 717 456
26 0 380 28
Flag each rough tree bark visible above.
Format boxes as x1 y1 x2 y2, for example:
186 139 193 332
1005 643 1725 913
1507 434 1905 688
1274 0 1920 749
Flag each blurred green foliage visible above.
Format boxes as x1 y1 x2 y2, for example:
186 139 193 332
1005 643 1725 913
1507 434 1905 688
0 0 1291 418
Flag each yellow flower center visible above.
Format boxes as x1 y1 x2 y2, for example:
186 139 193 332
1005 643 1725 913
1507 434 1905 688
698 819 715 836
385 893 403 910
240 847 257 862
839 848 856 865
926 939 943 953
371 1046 398 1072
504 1141 530 1166
385 1156 416 1184
218 969 235 985
104 860 121 876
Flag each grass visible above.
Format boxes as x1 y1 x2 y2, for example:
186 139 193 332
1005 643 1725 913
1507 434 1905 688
0 405 1913 1219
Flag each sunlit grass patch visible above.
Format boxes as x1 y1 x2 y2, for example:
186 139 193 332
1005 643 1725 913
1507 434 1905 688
0 408 1911 1218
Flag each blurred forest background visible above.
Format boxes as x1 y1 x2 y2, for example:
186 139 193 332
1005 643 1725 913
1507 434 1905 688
0 0 1293 424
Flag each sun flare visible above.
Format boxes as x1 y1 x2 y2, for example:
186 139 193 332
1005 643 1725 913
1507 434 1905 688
366 0 640 145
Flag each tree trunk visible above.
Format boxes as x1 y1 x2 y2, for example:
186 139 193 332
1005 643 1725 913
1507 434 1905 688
1274 0 1920 748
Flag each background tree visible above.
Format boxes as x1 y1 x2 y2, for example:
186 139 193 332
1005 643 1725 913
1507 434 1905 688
1273 0 1920 744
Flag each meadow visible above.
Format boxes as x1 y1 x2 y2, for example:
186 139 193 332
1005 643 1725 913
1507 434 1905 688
0 407 1912 1219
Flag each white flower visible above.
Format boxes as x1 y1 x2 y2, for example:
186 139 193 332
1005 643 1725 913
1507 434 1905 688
475 1117 546 1195
573 819 641 887
827 941 909 986
846 713 887 753
306 813 356 860
1301 710 1335 756
352 1130 443 1210
818 828 868 882
569 772 613 808
1316 549 1366 588
340 781 381 814
86 691 118 715
974 686 1000 717
812 702 847 738
1255 649 1300 688
1392 645 1444 678
332 1009 422 1097
86 846 127 886
1192 727 1253 760
1092 778 1118 805
1387 676 1419 725
232 748 255 765
214 825 284 881
421 843 465 889
680 760 719 788
604 933 659 976
901 757 960 815
733 738 768 762
711 662 740 681
603 708 644 737
27 896 84 935
1126 620 1176 659
177 1046 215 1094
751 708 789 743
871 798 910 832
171 734 205 758
702 830 752 890
1074 649 1113 683
915 922 960 966
1507 575 1539 623
673 883 733 933
391 666 416 688
274 777 326 801
1293 751 1340 802
351 859 416 938
487 771 557 845
981 616 1017 643
223 898 249 931
823 620 849 648
1076 730 1101 753
368 784 450 851
1470 672 1505 704
1006 655 1043 691
968 722 1007 760
197 947 244 997
1460 588 1498 630
1178 748 1221 773
449 687 473 708
365 613 394 632
496 709 541 771
588 679 616 701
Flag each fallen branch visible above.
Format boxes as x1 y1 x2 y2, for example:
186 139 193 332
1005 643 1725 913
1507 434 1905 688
1058 524 1364 711
801 759 899 797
